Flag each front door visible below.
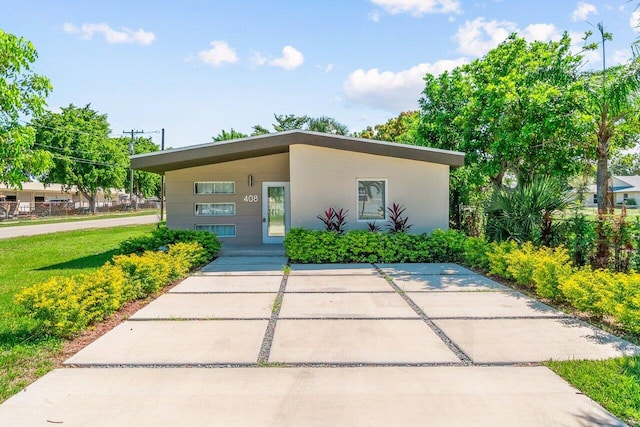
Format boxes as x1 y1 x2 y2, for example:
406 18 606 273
262 182 290 244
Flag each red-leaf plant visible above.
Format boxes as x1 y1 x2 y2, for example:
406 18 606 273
386 203 412 233
316 207 349 233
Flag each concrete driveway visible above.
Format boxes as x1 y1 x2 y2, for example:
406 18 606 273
1 259 638 426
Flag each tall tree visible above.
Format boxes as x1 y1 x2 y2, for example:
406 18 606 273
356 111 419 143
33 104 128 213
0 29 53 187
307 116 349 135
419 33 590 187
272 114 309 132
583 24 640 213
212 128 247 142
250 124 270 136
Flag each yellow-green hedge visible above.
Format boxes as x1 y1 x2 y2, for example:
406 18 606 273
15 242 206 338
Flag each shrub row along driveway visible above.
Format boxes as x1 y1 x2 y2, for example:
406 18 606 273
0 260 638 426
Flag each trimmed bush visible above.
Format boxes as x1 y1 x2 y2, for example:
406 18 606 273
284 228 466 264
532 246 573 301
15 242 207 338
487 240 519 278
505 242 538 287
463 237 491 269
118 226 221 261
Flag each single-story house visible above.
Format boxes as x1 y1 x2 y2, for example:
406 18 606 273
131 131 465 246
0 182 127 214
584 176 640 207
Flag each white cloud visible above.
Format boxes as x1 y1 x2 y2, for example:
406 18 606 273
249 51 268 67
572 2 597 22
453 18 517 56
370 0 461 15
368 9 381 22
613 49 632 65
521 23 561 42
453 18 561 57
631 10 640 33
62 22 155 45
197 41 238 67
343 58 467 111
268 45 304 70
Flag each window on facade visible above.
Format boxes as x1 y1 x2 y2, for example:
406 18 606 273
195 203 235 216
4 195 16 202
357 179 386 221
593 194 598 204
194 181 235 195
624 193 629 200
195 224 236 237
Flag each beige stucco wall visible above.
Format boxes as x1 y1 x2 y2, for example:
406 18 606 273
289 144 450 233
165 153 289 246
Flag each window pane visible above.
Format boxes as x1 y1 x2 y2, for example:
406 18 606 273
195 203 235 216
195 224 236 237
215 182 235 194
194 182 235 194
357 180 385 220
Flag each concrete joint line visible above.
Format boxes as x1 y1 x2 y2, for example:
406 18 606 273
373 265 474 365
257 267 289 363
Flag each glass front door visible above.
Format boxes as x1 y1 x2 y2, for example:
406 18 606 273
262 182 290 243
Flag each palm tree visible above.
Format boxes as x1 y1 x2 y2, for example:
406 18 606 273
307 116 349 135
585 24 640 213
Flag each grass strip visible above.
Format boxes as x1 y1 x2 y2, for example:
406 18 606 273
546 356 640 426
0 224 156 402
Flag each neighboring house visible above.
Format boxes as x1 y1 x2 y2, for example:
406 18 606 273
584 176 640 207
131 131 465 246
0 181 126 213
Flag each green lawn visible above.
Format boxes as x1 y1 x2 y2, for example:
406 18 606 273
0 224 155 402
546 356 640 426
0 209 159 228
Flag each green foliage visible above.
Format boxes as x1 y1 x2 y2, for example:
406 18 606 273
418 33 590 188
463 237 491 269
532 246 573 301
14 264 127 337
0 29 53 187
504 242 539 287
212 128 248 142
487 240 519 278
546 356 640 426
563 209 596 267
15 242 204 338
118 226 221 261
356 111 419 143
284 228 466 264
486 176 568 244
307 116 349 135
33 104 128 212
253 113 349 135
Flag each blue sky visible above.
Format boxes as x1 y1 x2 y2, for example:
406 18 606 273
2 0 639 148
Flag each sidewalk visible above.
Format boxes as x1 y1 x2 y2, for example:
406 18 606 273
0 259 637 426
0 214 159 239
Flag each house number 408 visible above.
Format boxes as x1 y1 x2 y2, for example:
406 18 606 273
244 195 259 202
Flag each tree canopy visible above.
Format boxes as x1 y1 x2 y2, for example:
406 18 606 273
0 29 53 187
356 111 419 143
212 128 248 142
33 104 128 212
418 33 591 188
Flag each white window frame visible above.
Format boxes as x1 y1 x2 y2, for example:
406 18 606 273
194 202 236 216
195 224 236 237
193 181 235 195
356 178 388 222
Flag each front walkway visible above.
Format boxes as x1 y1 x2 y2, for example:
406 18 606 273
0 258 638 426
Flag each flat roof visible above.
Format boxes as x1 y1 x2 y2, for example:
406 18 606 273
130 130 465 174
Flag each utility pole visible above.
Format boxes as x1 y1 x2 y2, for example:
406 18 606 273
124 129 144 210
160 128 165 222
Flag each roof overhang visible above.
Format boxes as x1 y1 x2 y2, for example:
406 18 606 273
130 130 465 174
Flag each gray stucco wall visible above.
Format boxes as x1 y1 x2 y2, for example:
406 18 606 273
165 153 289 246
289 144 450 233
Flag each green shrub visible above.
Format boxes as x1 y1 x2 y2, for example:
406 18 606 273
463 237 491 269
284 228 466 264
14 264 128 338
487 240 519 278
532 246 573 301
118 226 221 261
505 242 538 287
559 269 609 315
425 229 466 263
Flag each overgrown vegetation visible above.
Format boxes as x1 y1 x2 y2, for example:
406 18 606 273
117 225 221 261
